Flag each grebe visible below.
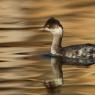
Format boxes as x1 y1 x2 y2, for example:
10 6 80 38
43 17 95 88
44 17 95 59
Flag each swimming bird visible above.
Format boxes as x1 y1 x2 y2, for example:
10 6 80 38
43 17 95 59
43 17 95 88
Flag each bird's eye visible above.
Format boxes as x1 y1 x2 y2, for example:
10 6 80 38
46 25 50 28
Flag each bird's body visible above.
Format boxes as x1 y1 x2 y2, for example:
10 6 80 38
62 43 95 59
44 17 95 59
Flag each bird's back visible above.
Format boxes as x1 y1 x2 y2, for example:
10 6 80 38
62 43 95 58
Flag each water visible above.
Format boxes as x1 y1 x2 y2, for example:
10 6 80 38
0 0 95 95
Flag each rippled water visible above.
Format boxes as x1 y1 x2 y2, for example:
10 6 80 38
0 0 95 95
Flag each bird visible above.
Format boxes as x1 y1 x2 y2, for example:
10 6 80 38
43 17 95 59
42 17 95 89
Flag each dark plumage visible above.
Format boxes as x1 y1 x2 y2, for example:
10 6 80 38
44 17 63 29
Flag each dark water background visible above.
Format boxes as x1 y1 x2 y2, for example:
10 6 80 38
0 0 95 95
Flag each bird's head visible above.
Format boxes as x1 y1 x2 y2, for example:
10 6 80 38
44 17 63 36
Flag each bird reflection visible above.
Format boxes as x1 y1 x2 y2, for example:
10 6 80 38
43 54 95 93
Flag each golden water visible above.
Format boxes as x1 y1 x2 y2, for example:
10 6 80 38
0 0 95 95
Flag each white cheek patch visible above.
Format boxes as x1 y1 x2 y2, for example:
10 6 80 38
49 27 63 35
53 27 63 34
44 27 50 32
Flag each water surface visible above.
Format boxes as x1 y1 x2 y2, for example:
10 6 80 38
0 0 95 95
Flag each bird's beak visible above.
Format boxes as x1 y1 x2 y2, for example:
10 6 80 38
40 27 45 30
39 25 47 32
39 27 44 32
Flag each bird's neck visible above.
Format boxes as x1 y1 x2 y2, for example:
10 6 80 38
51 34 63 55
